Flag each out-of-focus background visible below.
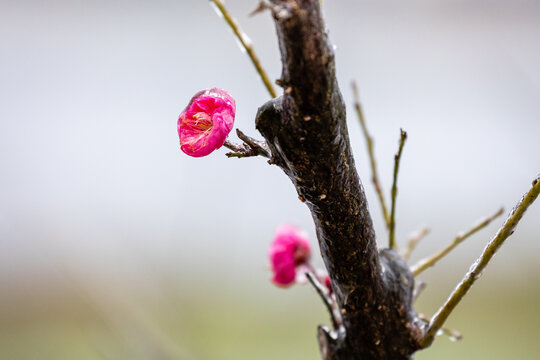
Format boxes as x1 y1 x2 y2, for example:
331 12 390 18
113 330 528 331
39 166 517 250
1 0 539 359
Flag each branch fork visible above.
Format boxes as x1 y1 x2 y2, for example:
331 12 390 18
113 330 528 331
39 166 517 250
224 129 270 158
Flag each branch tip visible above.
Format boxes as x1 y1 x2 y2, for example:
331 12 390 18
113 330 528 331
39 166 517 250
210 0 277 98
389 129 408 249
413 281 427 303
351 81 391 229
412 207 504 276
249 1 271 17
419 177 540 348
403 227 430 260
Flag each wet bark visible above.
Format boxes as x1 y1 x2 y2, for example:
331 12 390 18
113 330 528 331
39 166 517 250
255 1 425 358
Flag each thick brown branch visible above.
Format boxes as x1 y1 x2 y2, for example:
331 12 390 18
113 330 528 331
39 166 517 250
256 1 423 358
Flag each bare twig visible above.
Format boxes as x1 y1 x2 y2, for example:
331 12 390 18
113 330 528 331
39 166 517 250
224 129 270 158
413 281 427 303
412 208 504 276
389 129 407 249
249 1 271 17
402 227 430 260
352 81 391 229
419 176 540 348
210 0 277 98
306 272 340 331
418 314 462 342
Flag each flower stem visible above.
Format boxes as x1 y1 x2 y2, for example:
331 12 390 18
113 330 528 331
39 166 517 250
419 175 540 348
224 129 270 158
411 207 504 276
388 129 407 249
210 0 277 98
306 271 340 331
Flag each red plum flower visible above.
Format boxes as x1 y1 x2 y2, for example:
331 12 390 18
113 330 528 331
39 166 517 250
269 224 311 287
177 88 235 157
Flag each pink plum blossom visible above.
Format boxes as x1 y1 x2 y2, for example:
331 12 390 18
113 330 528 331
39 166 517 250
177 88 235 157
269 224 311 287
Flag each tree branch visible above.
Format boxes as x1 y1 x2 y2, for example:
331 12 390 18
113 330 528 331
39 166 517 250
402 227 430 261
389 129 407 249
411 207 504 276
224 129 270 158
417 313 462 342
419 176 540 348
210 0 277 98
306 272 340 331
256 1 423 358
412 281 427 303
352 81 391 228
199 1 539 359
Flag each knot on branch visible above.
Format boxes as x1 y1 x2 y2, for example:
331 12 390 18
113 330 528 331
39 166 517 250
380 249 414 309
318 325 351 360
255 96 287 167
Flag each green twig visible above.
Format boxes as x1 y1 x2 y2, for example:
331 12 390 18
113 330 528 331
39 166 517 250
412 207 504 276
210 0 277 98
418 313 462 342
402 227 430 260
388 129 407 249
352 81 391 229
419 175 540 348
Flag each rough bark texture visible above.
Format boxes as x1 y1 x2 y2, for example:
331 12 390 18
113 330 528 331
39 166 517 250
255 1 425 358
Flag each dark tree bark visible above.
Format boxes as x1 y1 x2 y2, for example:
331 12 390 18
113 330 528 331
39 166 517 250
255 1 425 358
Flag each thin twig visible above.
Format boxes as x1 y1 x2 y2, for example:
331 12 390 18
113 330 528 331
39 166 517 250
223 129 270 158
418 314 462 342
412 208 504 276
419 175 540 348
439 325 463 341
388 129 407 249
352 81 391 228
413 281 427 303
236 129 270 157
249 1 271 17
306 272 340 331
210 0 277 98
223 140 244 153
402 227 430 260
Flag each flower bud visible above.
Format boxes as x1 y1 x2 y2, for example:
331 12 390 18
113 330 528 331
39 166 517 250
268 224 311 287
177 88 235 157
324 276 333 294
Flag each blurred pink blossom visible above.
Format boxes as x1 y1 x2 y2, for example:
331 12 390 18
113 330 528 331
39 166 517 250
324 276 333 294
177 88 235 157
269 224 311 287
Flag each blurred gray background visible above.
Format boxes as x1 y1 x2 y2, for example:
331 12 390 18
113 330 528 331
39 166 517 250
1 0 539 359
